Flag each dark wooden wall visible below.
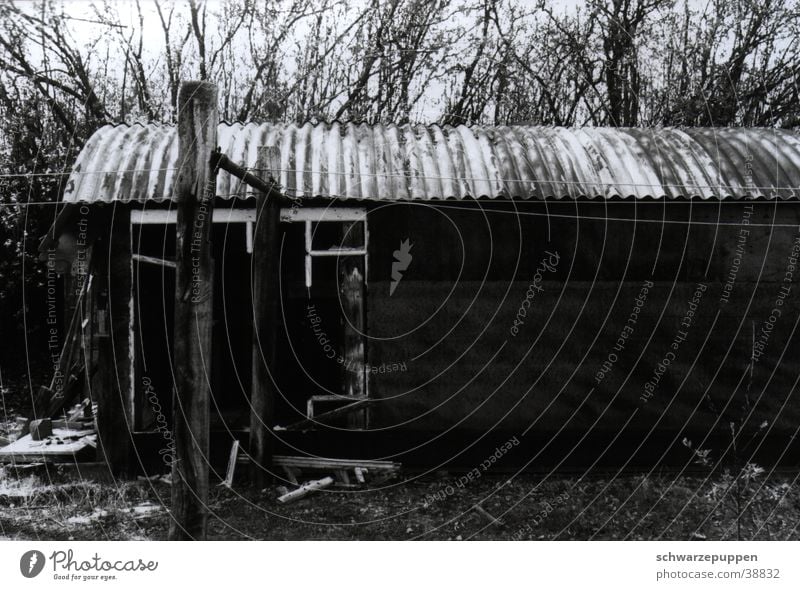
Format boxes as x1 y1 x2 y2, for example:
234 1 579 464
362 201 800 446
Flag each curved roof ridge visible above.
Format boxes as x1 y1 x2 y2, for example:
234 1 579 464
63 123 800 204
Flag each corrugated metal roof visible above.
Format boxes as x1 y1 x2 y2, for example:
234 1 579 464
62 123 800 203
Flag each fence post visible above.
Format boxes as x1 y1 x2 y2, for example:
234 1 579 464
170 80 218 540
249 146 282 488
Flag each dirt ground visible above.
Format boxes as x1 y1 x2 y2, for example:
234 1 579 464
1 464 799 541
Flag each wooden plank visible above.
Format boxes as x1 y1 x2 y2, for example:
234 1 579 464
131 208 258 225
277 477 334 504
220 440 239 488
282 207 366 223
304 221 312 287
169 80 218 541
276 398 374 432
306 394 365 419
309 248 367 257
354 467 366 483
308 395 366 402
272 455 401 472
245 222 253 253
0 431 97 463
132 253 177 268
130 209 176 224
249 146 283 488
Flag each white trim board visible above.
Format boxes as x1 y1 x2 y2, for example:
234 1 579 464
130 206 367 225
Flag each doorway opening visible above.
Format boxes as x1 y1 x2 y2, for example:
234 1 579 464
130 208 256 433
274 207 368 430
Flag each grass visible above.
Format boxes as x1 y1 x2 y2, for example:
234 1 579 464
0 466 798 540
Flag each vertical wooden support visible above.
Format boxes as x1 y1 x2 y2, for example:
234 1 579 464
170 81 218 541
340 221 366 428
95 204 132 475
249 146 282 488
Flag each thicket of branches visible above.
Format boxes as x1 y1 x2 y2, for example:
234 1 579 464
0 0 799 377
3 0 798 134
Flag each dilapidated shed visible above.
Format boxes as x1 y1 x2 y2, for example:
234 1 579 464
36 90 800 488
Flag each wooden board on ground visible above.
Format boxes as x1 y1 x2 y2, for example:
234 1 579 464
219 440 240 488
277 477 334 504
0 429 97 463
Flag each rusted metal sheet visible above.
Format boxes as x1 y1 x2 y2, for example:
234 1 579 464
62 123 800 203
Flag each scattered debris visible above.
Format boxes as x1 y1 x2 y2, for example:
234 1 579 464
277 477 334 504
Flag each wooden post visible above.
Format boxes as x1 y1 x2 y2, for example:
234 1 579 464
94 204 132 475
170 80 218 541
249 146 282 488
340 221 366 427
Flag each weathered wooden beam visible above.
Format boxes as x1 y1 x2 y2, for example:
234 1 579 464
276 398 374 432
210 150 290 205
220 440 239 488
132 253 177 269
169 80 218 541
105 204 133 476
271 455 401 472
249 146 282 488
340 220 366 428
